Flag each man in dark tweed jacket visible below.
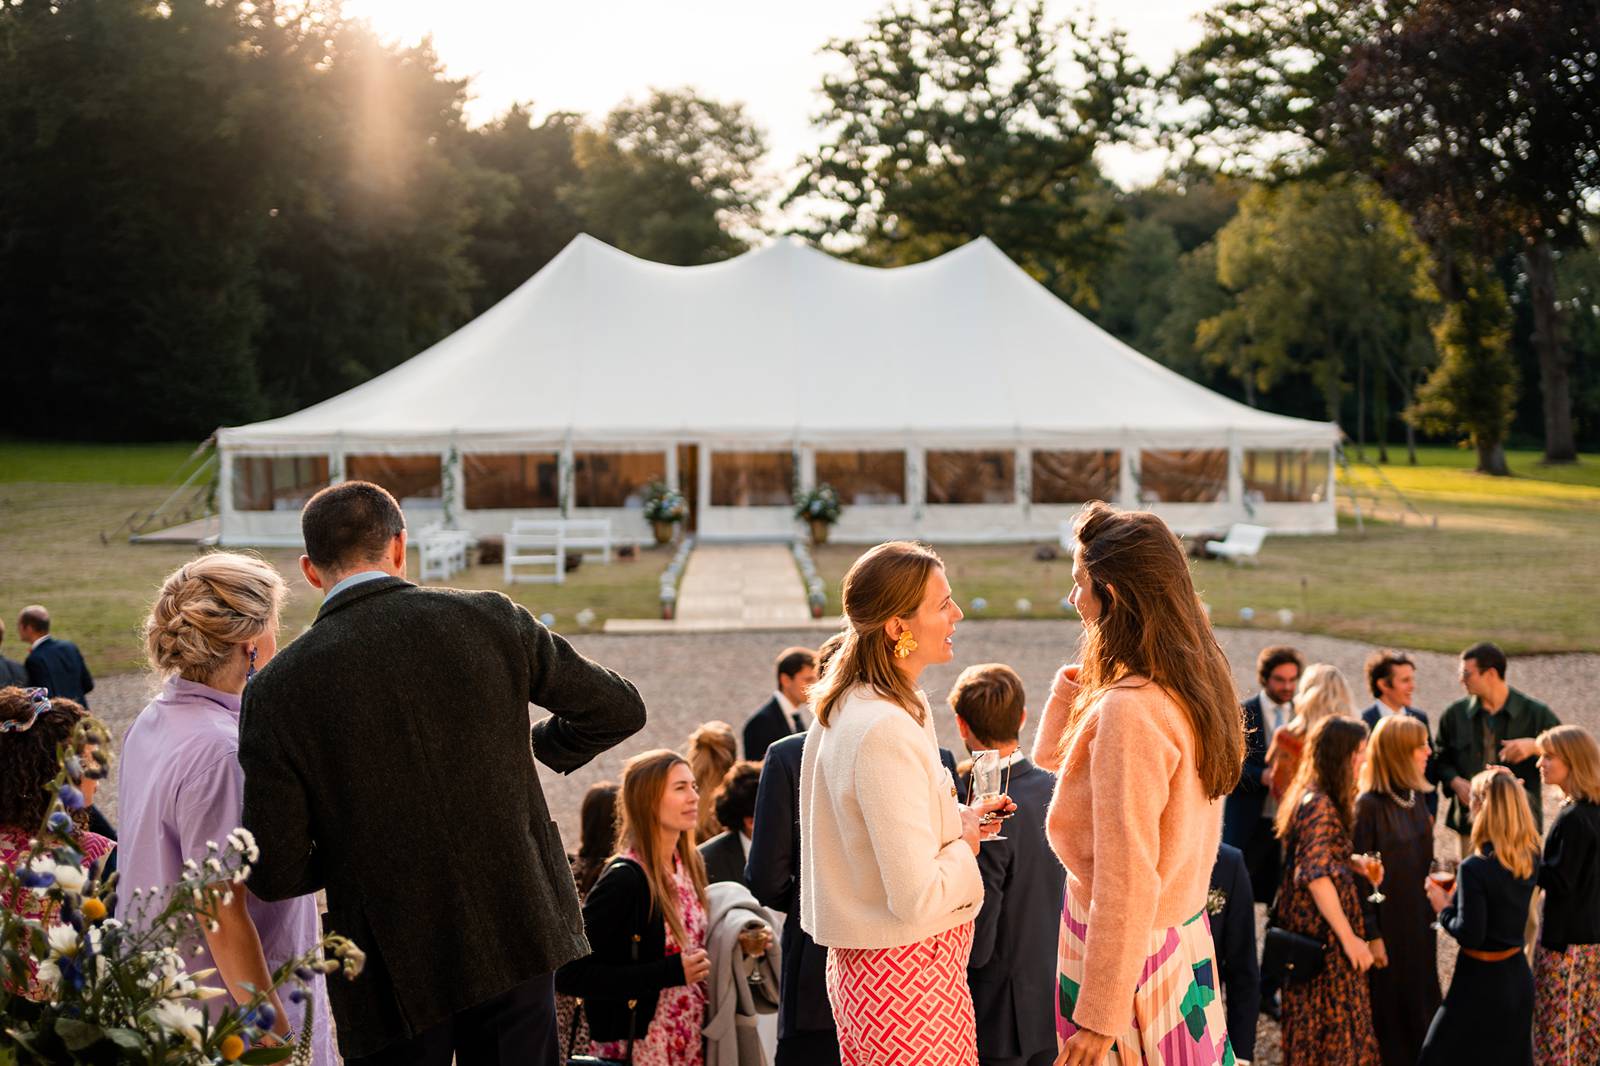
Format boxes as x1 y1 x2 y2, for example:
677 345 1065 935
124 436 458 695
239 482 646 1065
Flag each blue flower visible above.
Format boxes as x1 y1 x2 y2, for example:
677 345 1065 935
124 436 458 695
57 784 85 811
253 1003 277 1030
47 810 73 834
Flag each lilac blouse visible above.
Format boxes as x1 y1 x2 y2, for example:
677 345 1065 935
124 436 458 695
116 676 334 1064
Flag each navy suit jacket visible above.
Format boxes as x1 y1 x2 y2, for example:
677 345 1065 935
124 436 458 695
1359 703 1439 817
1222 694 1270 847
699 830 749 888
25 637 93 707
967 758 1063 1064
1209 843 1259 1061
743 695 800 762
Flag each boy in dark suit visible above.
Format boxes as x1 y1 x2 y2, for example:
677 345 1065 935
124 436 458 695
948 663 1063 1066
17 605 93 706
1208 843 1259 1065
699 761 761 886
239 482 646 1065
1222 645 1302 907
1360 648 1438 817
741 647 816 760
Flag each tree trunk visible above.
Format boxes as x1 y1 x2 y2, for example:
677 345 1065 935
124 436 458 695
1356 357 1367 460
1524 239 1577 463
1477 438 1510 476
1403 382 1418 465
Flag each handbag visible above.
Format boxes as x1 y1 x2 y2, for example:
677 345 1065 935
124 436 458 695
1258 829 1330 988
566 858 646 1066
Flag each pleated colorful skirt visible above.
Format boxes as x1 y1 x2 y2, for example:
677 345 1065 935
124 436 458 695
826 920 979 1066
1056 888 1235 1065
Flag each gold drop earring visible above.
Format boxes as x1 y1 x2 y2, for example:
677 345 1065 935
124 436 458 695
894 630 918 659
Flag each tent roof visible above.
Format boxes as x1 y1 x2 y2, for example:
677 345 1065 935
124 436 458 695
218 234 1339 450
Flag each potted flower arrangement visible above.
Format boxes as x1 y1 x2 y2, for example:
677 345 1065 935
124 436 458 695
1 716 364 1065
793 484 842 545
642 481 687 545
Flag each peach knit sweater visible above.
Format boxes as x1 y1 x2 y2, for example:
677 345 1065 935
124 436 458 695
1034 667 1223 1038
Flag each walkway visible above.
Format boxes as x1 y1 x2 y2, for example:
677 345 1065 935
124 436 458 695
606 543 838 633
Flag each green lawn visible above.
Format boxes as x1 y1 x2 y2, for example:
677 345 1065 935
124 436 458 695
0 481 666 673
0 441 204 485
815 446 1600 655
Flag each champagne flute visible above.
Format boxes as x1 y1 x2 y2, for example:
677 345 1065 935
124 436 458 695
1428 858 1458 931
970 750 1009 842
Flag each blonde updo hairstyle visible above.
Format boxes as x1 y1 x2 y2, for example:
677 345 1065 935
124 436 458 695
144 553 287 682
810 541 943 728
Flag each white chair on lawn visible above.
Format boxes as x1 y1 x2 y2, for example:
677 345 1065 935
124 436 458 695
1205 523 1269 565
504 522 566 584
418 526 473 581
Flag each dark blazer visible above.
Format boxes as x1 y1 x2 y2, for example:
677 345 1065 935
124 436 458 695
556 858 687 1042
24 636 93 706
0 655 27 688
1208 843 1259 1062
743 695 800 761
1360 702 1439 816
1222 694 1271 847
238 577 646 1059
699 830 749 887
745 732 835 1041
1537 799 1600 951
966 757 1063 1066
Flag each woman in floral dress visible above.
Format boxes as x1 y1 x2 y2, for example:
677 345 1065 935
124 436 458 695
559 749 712 1066
1274 716 1381 1066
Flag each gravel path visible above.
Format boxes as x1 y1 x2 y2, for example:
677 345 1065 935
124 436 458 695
85 622 1597 1065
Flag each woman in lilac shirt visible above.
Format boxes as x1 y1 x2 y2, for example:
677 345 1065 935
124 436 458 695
117 553 332 1063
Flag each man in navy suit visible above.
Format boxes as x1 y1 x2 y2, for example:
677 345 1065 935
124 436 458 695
741 647 816 761
1222 645 1301 909
1360 649 1438 817
18 605 93 707
947 664 1062 1066
1208 843 1259 1065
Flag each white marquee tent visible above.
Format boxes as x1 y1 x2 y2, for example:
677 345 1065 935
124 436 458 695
216 234 1340 545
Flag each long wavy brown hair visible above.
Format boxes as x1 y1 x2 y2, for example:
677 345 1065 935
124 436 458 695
1064 502 1244 799
1276 716 1369 840
615 749 708 949
811 541 943 728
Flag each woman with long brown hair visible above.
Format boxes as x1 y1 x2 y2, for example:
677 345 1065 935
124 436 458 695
800 540 1004 1064
1354 714 1439 1065
1031 501 1243 1065
1419 769 1542 1066
1532 725 1600 1066
1271 715 1381 1066
558 749 713 1065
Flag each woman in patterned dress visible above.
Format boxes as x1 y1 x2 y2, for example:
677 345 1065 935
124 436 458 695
1273 716 1381 1066
1532 725 1600 1066
799 541 1007 1066
1033 502 1244 1065
560 750 713 1066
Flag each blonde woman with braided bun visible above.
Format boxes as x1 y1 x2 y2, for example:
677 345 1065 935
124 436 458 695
116 552 334 1064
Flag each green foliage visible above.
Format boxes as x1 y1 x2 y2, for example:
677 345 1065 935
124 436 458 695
787 0 1145 305
1407 269 1518 474
794 484 842 525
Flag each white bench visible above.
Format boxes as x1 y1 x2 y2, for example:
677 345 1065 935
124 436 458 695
416 525 474 581
1205 523 1269 565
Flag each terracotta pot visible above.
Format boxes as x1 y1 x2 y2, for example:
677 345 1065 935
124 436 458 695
652 520 676 545
808 518 832 545
661 601 676 620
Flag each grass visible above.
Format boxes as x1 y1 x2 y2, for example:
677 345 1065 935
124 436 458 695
0 441 204 485
814 446 1600 655
0 481 667 673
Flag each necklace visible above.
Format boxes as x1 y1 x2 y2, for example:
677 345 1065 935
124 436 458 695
1392 789 1417 810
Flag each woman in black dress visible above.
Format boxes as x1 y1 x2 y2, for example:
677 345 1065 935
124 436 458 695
1532 725 1600 1066
1354 714 1440 1066
1419 769 1542 1066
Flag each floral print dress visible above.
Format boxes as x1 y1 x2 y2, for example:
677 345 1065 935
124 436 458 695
591 849 708 1066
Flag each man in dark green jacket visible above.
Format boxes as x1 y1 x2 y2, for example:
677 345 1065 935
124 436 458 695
240 481 646 1065
1435 641 1559 836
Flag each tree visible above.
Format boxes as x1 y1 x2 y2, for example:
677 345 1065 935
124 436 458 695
1408 266 1518 474
786 0 1144 305
1332 0 1600 463
565 89 768 266
1195 179 1438 456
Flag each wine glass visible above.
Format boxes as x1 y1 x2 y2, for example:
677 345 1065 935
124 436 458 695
1428 858 1458 931
1355 850 1386 904
738 925 772 985
969 750 1009 842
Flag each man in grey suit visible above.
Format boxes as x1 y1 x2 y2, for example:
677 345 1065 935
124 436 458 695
239 481 646 1066
948 664 1063 1066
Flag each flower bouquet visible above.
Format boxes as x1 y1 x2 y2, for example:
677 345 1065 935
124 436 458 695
642 481 688 545
1 717 363 1064
793 485 842 545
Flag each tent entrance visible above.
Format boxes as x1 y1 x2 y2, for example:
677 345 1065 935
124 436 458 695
677 443 700 532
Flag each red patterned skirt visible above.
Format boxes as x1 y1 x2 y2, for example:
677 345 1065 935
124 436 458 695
825 921 978 1066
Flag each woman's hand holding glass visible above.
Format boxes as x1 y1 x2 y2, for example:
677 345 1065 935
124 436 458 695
959 795 1013 854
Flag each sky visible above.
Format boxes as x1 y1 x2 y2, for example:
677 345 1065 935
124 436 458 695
342 0 1216 192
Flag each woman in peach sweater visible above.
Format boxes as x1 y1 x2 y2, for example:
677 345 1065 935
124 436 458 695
1033 502 1245 1065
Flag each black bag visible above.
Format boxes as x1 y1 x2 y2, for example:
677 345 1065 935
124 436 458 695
566 858 646 1066
1258 829 1330 988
